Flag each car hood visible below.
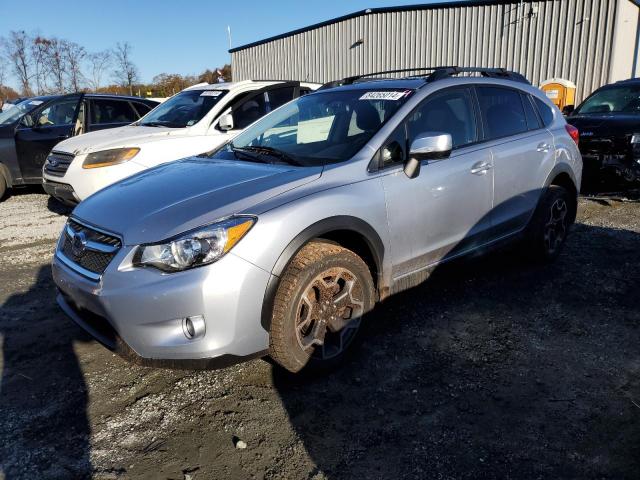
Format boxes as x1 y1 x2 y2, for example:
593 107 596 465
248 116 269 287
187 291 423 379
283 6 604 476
72 158 322 245
567 114 640 136
55 125 211 155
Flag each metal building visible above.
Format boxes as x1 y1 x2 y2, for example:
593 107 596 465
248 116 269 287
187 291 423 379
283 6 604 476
230 0 640 102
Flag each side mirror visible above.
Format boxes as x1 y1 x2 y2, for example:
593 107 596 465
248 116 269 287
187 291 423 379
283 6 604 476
404 132 452 178
218 113 234 131
562 105 575 116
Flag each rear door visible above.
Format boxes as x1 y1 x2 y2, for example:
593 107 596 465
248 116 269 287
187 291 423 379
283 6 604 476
14 95 81 180
475 86 555 236
380 86 495 277
87 98 139 132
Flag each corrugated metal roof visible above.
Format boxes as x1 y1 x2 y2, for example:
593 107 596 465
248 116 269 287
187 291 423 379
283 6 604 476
229 0 556 52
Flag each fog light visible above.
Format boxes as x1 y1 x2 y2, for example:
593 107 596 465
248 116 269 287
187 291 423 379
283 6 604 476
182 315 206 340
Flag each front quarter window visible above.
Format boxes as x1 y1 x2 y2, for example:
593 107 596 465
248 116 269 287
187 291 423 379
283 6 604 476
213 89 412 167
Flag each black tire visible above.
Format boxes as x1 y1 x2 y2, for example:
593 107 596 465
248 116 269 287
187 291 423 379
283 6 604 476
0 170 6 201
269 241 375 373
526 185 573 262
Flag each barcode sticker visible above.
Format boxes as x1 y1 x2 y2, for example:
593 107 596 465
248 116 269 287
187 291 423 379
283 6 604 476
201 90 223 97
359 91 408 101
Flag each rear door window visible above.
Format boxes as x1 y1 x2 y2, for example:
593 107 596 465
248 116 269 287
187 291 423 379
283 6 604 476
477 86 528 140
90 99 138 125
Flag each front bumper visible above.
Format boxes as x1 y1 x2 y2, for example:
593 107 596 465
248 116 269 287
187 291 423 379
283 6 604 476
43 179 79 206
52 247 272 368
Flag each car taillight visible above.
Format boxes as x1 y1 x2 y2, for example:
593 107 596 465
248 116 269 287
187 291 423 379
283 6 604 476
565 124 579 146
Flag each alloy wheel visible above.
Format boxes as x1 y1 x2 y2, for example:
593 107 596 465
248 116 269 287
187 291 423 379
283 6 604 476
543 198 568 255
295 267 364 360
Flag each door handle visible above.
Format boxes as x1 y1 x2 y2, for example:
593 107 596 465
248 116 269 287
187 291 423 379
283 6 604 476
470 161 492 175
537 142 551 152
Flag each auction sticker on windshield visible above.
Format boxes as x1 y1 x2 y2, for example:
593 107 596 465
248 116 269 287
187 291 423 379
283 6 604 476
201 91 223 97
359 91 410 101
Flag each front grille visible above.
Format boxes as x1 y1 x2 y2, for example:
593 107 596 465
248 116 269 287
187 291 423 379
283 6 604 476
44 151 75 177
59 219 121 278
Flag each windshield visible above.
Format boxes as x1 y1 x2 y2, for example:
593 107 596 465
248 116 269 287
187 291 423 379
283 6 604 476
139 89 227 128
574 85 640 115
212 89 412 166
0 98 44 125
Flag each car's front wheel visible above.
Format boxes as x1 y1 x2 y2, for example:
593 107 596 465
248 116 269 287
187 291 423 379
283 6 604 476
269 241 375 373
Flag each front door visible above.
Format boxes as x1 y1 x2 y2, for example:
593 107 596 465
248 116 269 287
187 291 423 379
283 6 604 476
15 95 81 180
380 87 494 279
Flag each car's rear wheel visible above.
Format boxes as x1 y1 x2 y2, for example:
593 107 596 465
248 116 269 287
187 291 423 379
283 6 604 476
269 241 375 373
527 185 573 262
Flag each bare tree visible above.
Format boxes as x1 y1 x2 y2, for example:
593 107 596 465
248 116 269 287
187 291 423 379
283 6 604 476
40 37 66 93
4 31 33 96
31 36 50 94
112 42 138 95
63 40 86 92
87 50 111 92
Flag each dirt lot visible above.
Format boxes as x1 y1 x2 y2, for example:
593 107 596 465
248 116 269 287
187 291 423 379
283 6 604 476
0 188 639 480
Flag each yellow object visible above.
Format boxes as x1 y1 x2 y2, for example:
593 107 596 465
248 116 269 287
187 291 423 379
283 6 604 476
223 219 255 253
540 78 577 110
82 148 141 169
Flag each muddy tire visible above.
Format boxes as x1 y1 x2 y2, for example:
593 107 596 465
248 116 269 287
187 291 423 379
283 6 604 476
269 241 375 373
526 185 573 262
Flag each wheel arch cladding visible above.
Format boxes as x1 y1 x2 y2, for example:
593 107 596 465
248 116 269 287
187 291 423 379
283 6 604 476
547 169 578 223
260 216 385 331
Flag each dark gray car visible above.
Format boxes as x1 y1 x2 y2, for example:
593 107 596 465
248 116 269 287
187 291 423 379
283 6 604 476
0 93 158 199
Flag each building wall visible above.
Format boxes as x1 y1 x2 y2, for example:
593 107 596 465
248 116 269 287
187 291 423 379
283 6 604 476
231 0 640 102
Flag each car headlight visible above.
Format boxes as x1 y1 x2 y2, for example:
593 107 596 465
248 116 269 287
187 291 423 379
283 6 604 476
133 217 256 272
82 148 140 169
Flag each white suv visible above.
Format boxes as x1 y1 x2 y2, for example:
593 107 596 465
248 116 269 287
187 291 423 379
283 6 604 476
42 80 319 204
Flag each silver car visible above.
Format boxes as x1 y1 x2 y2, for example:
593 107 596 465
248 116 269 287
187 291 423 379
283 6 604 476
52 67 582 373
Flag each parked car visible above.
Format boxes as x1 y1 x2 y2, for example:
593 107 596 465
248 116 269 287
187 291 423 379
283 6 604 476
42 80 320 205
52 67 582 373
0 94 158 199
566 78 640 187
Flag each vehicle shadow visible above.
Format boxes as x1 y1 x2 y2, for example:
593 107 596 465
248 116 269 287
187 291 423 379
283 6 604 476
272 223 640 478
0 266 92 479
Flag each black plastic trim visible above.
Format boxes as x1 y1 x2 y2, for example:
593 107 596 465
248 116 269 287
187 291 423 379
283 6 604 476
259 216 384 331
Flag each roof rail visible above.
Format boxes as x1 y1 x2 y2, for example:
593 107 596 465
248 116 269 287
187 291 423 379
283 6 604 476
319 66 530 89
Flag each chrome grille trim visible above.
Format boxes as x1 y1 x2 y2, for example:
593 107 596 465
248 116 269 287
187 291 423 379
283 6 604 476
44 151 75 177
56 218 122 281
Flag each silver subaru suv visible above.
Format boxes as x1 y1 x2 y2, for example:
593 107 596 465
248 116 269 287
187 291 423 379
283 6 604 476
52 67 582 373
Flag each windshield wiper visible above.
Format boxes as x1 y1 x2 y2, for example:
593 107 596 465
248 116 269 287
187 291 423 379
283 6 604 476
236 145 302 166
230 145 271 164
140 121 180 128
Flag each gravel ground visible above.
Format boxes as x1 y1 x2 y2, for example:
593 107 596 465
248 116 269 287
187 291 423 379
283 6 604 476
0 188 639 480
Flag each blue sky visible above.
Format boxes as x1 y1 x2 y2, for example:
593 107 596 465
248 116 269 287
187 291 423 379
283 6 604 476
0 0 461 88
